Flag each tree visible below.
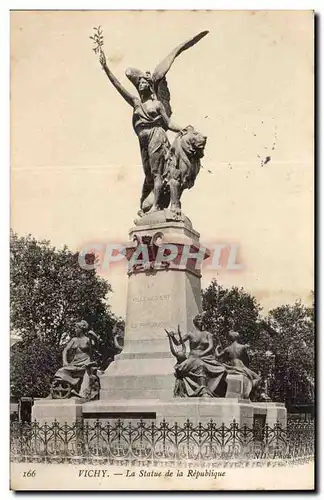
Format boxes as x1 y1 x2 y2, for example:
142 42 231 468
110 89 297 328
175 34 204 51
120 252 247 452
10 231 122 398
201 279 262 348
201 280 265 397
267 300 315 408
10 338 61 399
201 279 314 407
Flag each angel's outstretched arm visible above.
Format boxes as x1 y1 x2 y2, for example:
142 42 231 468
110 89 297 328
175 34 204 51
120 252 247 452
152 31 209 82
99 50 136 107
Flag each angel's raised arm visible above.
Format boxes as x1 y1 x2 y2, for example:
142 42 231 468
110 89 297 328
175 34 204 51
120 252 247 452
99 50 136 107
152 31 209 83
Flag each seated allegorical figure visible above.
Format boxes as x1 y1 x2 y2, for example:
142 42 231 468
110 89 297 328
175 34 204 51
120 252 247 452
51 320 100 400
215 330 261 399
165 314 227 398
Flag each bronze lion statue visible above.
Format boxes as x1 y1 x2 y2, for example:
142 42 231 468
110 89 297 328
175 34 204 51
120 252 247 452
141 126 207 215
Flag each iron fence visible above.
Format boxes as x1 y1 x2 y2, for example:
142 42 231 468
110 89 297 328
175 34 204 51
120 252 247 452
10 419 314 468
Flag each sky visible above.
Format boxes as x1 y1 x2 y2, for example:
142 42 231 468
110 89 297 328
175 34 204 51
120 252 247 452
10 10 314 318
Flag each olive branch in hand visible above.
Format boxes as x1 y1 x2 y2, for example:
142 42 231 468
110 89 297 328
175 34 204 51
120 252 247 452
90 25 104 54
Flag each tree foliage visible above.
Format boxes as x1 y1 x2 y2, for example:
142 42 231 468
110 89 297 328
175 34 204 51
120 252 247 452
10 338 61 399
267 299 314 407
201 279 262 347
201 279 314 407
10 231 122 398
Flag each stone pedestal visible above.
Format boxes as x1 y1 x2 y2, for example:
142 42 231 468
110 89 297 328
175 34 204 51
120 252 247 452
32 398 84 425
253 402 287 427
99 216 208 401
82 398 286 427
83 398 252 426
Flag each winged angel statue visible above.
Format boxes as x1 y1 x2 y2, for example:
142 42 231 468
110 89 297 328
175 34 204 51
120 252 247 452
91 27 209 217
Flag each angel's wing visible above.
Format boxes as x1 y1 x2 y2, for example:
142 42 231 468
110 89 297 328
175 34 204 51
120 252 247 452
156 77 172 117
152 31 209 117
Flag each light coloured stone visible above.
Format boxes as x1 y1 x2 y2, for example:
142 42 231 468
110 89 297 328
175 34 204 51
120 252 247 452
253 402 287 427
31 398 85 425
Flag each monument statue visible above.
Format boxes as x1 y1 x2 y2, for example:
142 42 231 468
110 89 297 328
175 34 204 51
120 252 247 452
97 323 124 373
215 330 261 399
91 26 208 216
50 320 101 401
166 314 227 398
31 22 288 432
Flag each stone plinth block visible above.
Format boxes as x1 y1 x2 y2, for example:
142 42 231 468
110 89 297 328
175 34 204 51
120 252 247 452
99 359 176 400
83 398 257 427
31 398 85 425
252 402 287 427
